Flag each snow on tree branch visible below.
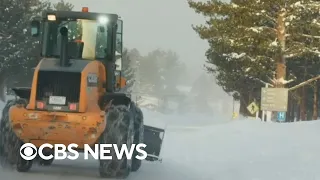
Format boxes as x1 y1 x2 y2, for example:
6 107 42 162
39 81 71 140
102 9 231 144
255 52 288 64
300 34 320 39
271 77 294 85
245 26 277 33
285 47 320 58
254 11 277 23
222 52 274 63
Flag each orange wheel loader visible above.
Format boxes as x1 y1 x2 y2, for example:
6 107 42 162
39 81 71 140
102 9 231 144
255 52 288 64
0 8 165 178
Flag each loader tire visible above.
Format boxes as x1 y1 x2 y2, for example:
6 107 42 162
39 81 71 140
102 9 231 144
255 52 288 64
131 104 144 172
0 99 33 172
39 148 54 166
99 104 135 178
39 158 54 166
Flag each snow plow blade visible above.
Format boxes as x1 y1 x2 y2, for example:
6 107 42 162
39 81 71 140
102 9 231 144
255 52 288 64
143 125 165 162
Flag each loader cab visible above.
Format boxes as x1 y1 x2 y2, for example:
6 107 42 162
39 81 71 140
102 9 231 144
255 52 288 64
31 10 121 60
30 9 124 92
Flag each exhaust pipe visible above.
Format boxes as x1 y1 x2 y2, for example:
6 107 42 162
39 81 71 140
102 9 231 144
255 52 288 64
59 27 69 67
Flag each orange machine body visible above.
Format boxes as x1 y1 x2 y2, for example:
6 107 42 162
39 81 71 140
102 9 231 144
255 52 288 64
9 58 109 149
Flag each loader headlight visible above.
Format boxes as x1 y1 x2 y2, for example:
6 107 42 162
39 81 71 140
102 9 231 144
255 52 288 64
47 14 56 21
98 16 108 24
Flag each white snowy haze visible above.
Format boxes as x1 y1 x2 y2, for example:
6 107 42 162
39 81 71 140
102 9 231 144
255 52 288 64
48 0 235 117
52 0 208 70
3 0 320 179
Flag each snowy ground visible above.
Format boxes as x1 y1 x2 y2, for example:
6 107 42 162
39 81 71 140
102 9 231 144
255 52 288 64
1 100 320 180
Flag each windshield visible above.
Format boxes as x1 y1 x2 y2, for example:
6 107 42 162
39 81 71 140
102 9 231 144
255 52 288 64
42 19 109 60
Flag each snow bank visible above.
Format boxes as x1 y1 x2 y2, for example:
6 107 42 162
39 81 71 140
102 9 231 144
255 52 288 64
162 118 320 180
142 108 233 130
1 99 320 179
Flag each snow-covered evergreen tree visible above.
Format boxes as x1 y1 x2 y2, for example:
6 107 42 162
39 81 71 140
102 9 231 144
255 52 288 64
188 0 320 114
51 0 74 11
121 48 136 93
0 0 51 86
136 49 161 96
128 48 142 94
137 49 185 96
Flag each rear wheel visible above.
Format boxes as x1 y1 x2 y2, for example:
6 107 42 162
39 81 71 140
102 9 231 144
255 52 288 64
39 158 54 166
131 104 144 172
99 104 134 178
0 99 33 172
39 148 54 166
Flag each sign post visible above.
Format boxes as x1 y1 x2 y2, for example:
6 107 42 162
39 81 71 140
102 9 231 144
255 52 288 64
277 112 286 122
261 88 288 122
261 84 268 122
247 101 259 119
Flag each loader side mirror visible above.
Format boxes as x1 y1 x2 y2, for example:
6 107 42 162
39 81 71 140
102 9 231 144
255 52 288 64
30 20 40 37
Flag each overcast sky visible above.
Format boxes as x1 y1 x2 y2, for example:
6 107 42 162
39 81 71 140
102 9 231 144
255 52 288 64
51 0 209 76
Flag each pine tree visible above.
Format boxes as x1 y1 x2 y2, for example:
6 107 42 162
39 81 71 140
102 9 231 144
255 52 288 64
137 49 184 97
188 0 320 115
0 0 50 87
121 48 136 93
137 50 161 95
160 50 184 95
52 0 74 11
128 48 142 95
191 73 213 113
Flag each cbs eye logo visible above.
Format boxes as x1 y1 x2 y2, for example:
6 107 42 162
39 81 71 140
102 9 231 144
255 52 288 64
20 143 38 160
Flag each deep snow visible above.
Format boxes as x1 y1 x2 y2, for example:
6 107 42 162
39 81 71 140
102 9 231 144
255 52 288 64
0 100 320 180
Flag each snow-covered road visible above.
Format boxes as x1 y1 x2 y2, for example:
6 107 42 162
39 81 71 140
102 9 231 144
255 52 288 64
1 102 320 180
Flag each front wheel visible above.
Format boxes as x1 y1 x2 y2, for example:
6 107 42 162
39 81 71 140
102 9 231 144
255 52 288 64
0 99 33 172
99 104 134 178
16 157 33 172
131 104 144 172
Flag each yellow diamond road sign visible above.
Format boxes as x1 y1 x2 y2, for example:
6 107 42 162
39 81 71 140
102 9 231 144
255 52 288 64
247 102 259 114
